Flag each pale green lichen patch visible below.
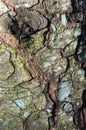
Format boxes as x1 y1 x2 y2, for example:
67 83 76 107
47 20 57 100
58 110 74 130
25 111 49 130
0 50 10 64
0 40 47 129
27 31 45 54
0 61 14 80
0 41 31 87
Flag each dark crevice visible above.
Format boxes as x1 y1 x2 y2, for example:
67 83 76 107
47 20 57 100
73 89 86 130
8 7 51 45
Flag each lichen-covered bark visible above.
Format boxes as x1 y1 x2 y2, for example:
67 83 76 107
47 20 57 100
0 0 86 130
